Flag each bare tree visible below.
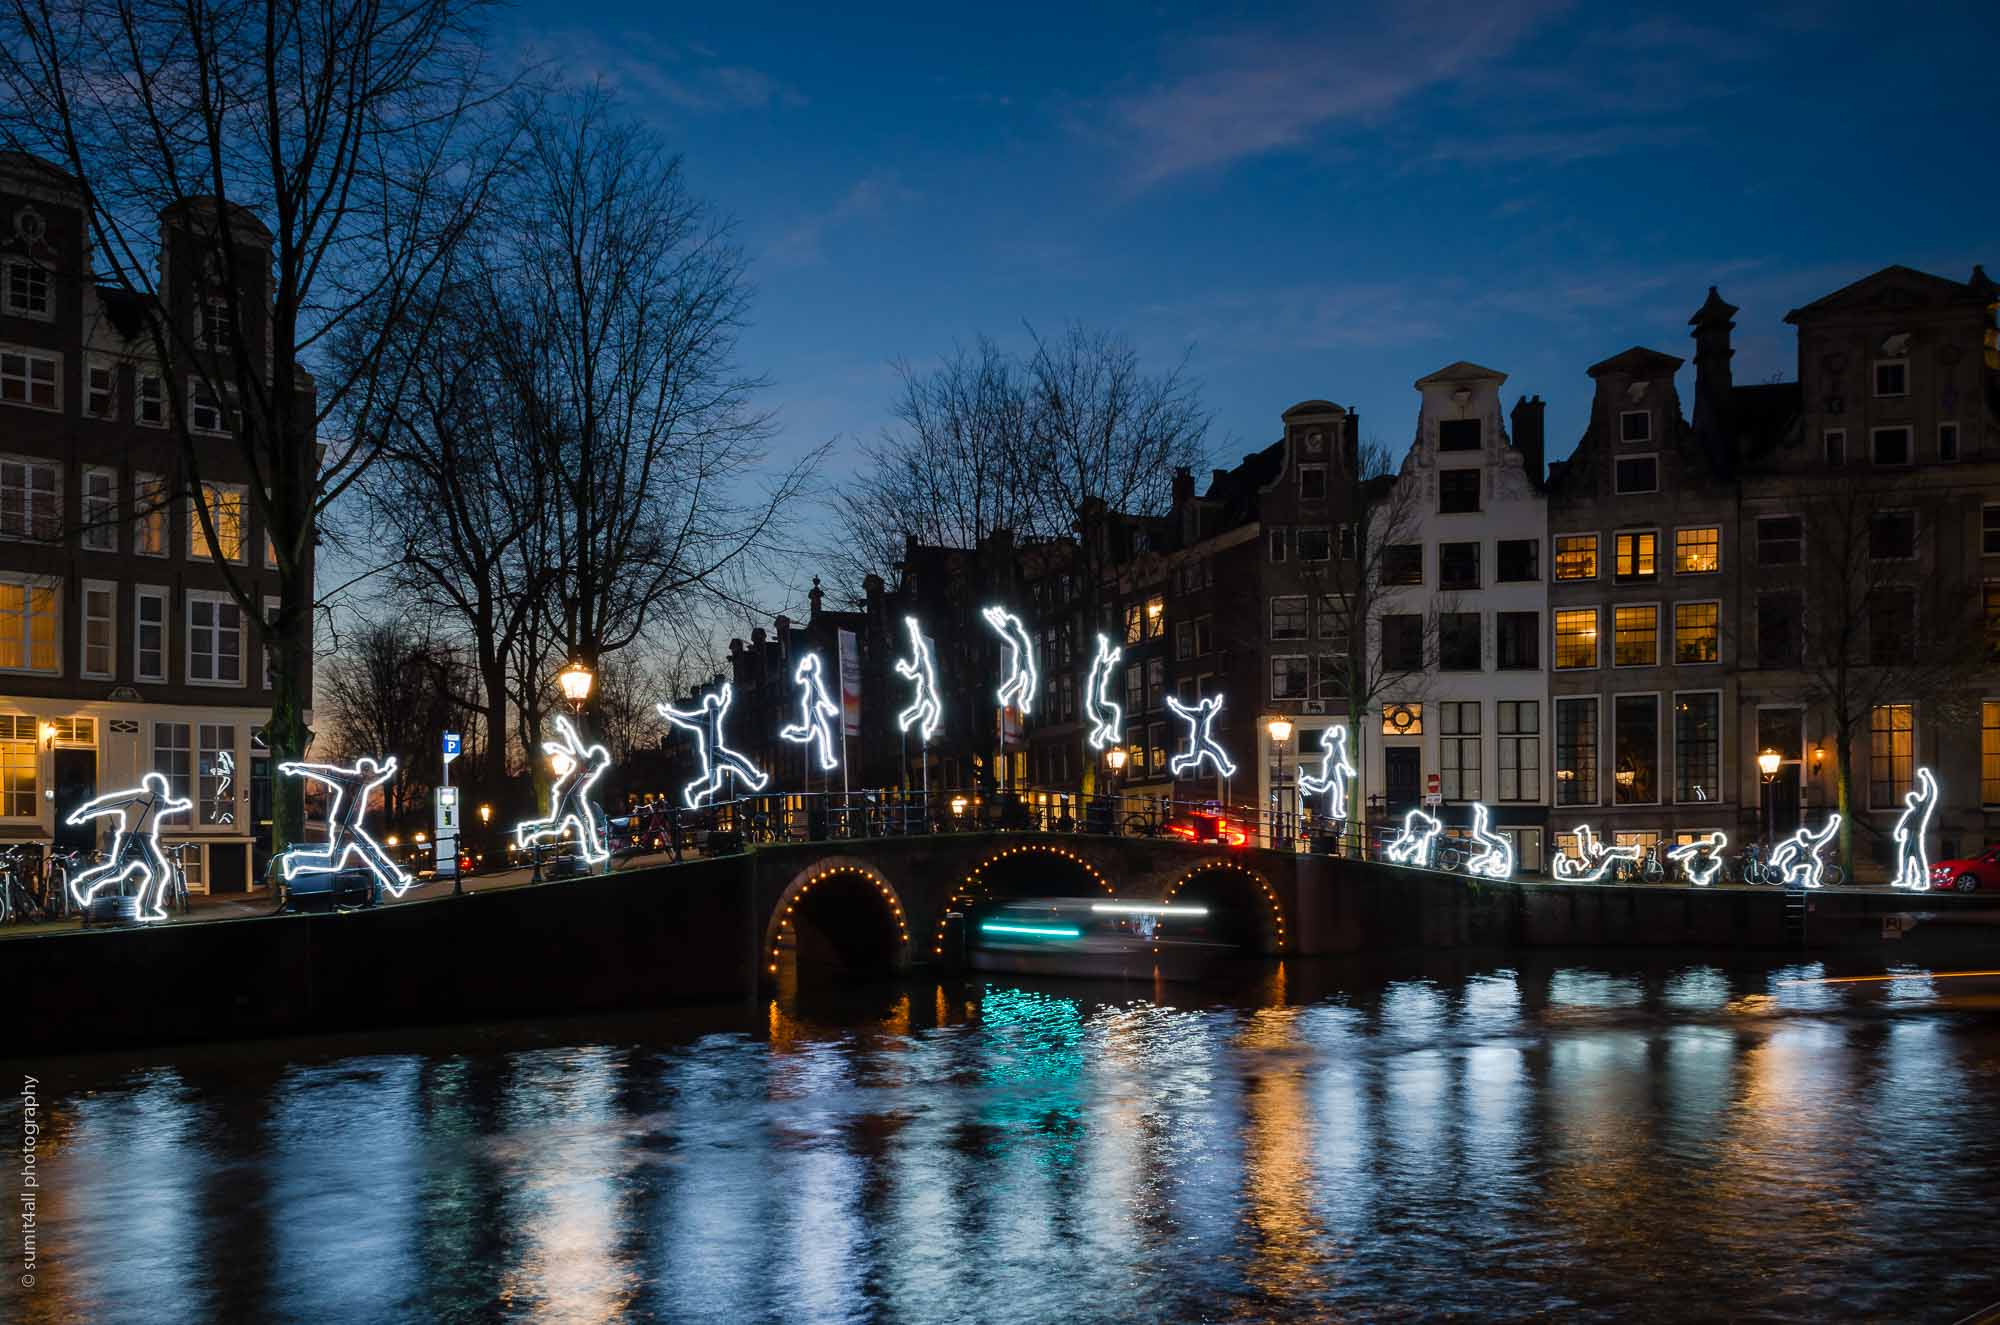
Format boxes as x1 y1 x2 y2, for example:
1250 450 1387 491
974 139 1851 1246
319 620 473 820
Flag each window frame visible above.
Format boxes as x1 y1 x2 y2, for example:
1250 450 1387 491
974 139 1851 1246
1437 467 1481 514
1437 418 1481 452
1868 703 1915 810
188 481 248 564
1868 508 1918 562
1438 700 1482 801
80 465 118 553
1673 525 1721 575
1268 594 1307 641
1673 599 1722 666
136 371 167 428
1870 425 1913 467
1619 409 1652 444
1554 695 1600 808
1268 527 1288 563
80 577 116 679
1552 532 1599 582
1612 601 1661 668
1298 464 1327 501
1438 612 1482 672
1983 698 2000 808
185 589 244 688
2 259 53 320
0 344 61 412
1496 700 1540 804
1939 421 1961 463
1613 528 1659 582
1553 606 1599 671
1756 514 1804 567
1823 428 1846 467
1295 527 1332 562
0 572 61 675
1985 505 2000 558
1612 691 1663 807
1613 453 1659 495
1495 610 1540 671
1495 538 1539 583
1672 688 1723 804
1438 540 1481 590
84 355 117 420
135 584 168 683
1270 654 1310 701
1872 357 1909 398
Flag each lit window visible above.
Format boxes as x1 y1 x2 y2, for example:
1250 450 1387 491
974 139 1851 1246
135 474 168 556
1553 534 1598 580
1381 703 1422 737
1614 530 1657 580
1554 608 1598 669
1613 694 1659 805
0 349 58 410
1869 704 1913 807
189 483 246 562
199 723 236 823
1613 604 1658 666
1984 701 2000 806
1674 527 1719 574
0 577 59 673
0 718 36 815
1144 595 1165 640
1674 601 1720 664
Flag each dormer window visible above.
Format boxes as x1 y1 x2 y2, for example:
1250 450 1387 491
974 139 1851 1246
1873 359 1908 397
1619 410 1651 443
1299 465 1326 501
197 298 235 353
1438 419 1480 451
3 261 50 319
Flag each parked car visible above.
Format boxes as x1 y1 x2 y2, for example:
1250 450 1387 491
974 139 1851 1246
1929 845 2000 892
1166 810 1249 848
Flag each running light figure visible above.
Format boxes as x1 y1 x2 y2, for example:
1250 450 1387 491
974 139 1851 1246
894 616 942 743
278 755 412 896
1082 633 1124 750
1464 803 1514 880
1384 808 1442 867
1297 724 1356 820
1551 824 1642 882
515 717 613 862
982 606 1037 715
658 684 769 810
1166 694 1237 778
64 772 193 922
1770 814 1840 889
1892 767 1938 891
1666 831 1729 887
779 652 841 772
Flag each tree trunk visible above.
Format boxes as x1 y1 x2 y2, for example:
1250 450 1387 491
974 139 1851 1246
1835 721 1856 876
481 653 509 793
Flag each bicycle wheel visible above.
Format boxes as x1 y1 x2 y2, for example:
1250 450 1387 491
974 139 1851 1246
1435 846 1462 873
1122 812 1152 837
1823 863 1845 887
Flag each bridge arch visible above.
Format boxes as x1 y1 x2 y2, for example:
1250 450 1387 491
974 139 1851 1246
1161 858 1289 954
927 841 1117 958
765 857 912 982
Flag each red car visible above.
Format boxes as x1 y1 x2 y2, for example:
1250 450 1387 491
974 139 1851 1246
1166 810 1249 848
1929 846 2000 892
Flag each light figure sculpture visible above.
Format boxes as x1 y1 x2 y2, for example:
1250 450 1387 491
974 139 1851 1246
1297 724 1356 820
515 717 613 862
1082 632 1124 750
1463 803 1514 880
1666 831 1729 887
1551 824 1642 882
1769 813 1841 889
981 605 1038 715
1166 694 1237 778
657 685 769 810
1384 808 1443 868
779 652 841 772
64 772 193 922
894 616 942 743
1892 767 1939 891
277 755 413 897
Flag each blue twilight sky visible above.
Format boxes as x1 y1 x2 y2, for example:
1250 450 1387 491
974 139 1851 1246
505 0 1997 501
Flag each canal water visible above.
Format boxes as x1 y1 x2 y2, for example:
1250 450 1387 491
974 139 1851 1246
10 950 2000 1323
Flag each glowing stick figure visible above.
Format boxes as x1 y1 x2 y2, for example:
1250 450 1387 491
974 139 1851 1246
1666 831 1729 887
211 750 235 824
658 684 769 810
514 717 614 862
1769 814 1840 889
894 616 941 743
64 772 193 922
1551 824 1642 882
278 755 413 895
1464 803 1514 880
1384 808 1442 867
1166 694 1237 778
1891 767 1938 891
779 652 840 772
1297 724 1356 820
981 605 1038 715
1082 632 1124 750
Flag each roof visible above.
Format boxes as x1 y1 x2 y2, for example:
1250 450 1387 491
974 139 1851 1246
1281 399 1345 419
93 285 154 341
1414 360 1506 387
1587 346 1685 379
1689 286 1738 326
0 151 78 188
1199 438 1285 520
1784 264 1990 323
159 195 273 242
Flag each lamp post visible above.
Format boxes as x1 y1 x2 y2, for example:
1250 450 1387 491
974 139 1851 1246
1266 715 1294 850
557 659 595 715
1757 747 1782 849
1106 745 1128 835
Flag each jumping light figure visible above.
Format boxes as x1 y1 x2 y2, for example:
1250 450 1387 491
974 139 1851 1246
515 717 614 862
779 652 841 772
1384 808 1443 868
278 755 413 895
1891 767 1939 891
981 606 1038 715
1082 632 1124 750
894 616 942 743
1769 814 1841 889
64 772 193 922
1297 724 1356 820
1666 831 1729 887
1551 824 1643 882
1464 803 1515 880
1166 694 1237 778
658 684 769 810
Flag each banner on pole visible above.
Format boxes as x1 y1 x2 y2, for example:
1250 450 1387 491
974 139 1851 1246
838 629 862 736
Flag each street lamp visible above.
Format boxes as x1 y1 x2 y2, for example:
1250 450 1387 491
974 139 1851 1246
1266 716 1294 849
1757 747 1782 847
557 659 595 713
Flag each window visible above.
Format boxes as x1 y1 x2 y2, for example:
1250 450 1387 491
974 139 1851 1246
1337 524 1357 559
82 580 114 678
1271 655 1309 700
1439 468 1480 513
1124 602 1143 645
1873 359 1908 397
1674 527 1719 574
0 577 58 673
1939 422 1961 463
1555 698 1598 806
1869 510 1916 560
199 724 237 824
1554 608 1598 669
1984 701 2000 806
1146 658 1165 711
1270 595 1307 640
1268 528 1287 563
1986 506 2000 557
1613 530 1658 581
1124 665 1142 715
188 593 242 684
1315 654 1344 700
0 718 33 816
76 466 117 553
1381 614 1423 672
86 360 116 418
1438 419 1480 451
1987 584 2000 660
189 377 232 435
1496 539 1538 582
197 299 234 353
1148 722 1167 776
0 459 58 542
1871 426 1912 466
1620 410 1652 443
1381 544 1423 585
1870 704 1913 808
1675 692 1720 803
1297 528 1331 562
1613 604 1658 667
189 483 246 562
3 261 50 318
1440 702 1481 800
1824 429 1846 466
1144 595 1165 640
1614 455 1658 494
1757 515 1803 566
1757 591 1802 668
136 587 166 682
1195 614 1214 656
1674 601 1720 664
262 598 279 691
1496 612 1539 670
1174 620 1193 661
134 474 167 557
155 722 193 802
1553 534 1598 581
1382 703 1422 737
137 372 166 427
1498 701 1540 802
1316 594 1345 642
1613 694 1659 805
1439 613 1481 671
0 348 58 410
1299 465 1327 500
1439 541 1480 589
1868 587 1915 665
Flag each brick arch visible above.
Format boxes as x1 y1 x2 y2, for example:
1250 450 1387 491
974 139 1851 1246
763 856 912 979
926 841 1118 958
1162 858 1289 953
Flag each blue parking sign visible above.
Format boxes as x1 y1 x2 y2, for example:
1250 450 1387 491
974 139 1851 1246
442 732 461 757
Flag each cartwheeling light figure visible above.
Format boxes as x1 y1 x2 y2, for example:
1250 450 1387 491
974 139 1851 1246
64 772 193 922
515 717 614 863
658 684 769 810
895 617 942 743
1384 808 1443 867
1082 633 1124 751
1666 831 1729 887
1891 767 1939 891
1463 803 1514 880
1769 814 1841 889
278 755 413 895
1166 694 1237 779
1297 724 1356 821
982 606 1038 715
779 653 841 772
1551 824 1642 882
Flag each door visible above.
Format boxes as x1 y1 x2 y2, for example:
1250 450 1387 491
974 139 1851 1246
1384 747 1421 811
1755 708 1803 840
52 747 96 852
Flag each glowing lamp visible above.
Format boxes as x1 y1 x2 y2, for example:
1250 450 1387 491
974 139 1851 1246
39 721 56 749
1266 715 1294 744
1106 746 1128 772
478 804 492 824
557 660 595 708
950 794 969 817
414 831 427 845
386 835 400 848
1757 748 1782 780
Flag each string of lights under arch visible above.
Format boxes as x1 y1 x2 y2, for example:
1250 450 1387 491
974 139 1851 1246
765 861 910 977
1161 859 1288 952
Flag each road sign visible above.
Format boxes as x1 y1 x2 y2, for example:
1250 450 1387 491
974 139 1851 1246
1426 773 1441 795
442 731 461 758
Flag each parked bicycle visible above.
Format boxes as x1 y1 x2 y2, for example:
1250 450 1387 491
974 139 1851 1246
162 842 195 916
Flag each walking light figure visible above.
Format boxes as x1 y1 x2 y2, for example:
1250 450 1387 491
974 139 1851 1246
1297 724 1356 820
1464 803 1514 880
1384 808 1443 867
658 684 769 810
981 606 1038 715
1082 633 1124 750
779 652 841 772
64 772 193 922
1892 767 1939 890
1770 814 1841 889
277 755 413 896
894 616 941 743
1667 830 1729 887
515 717 614 862
1166 694 1237 779
1551 824 1642 882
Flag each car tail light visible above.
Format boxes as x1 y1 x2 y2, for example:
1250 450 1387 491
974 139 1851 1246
1168 823 1199 842
1219 820 1249 847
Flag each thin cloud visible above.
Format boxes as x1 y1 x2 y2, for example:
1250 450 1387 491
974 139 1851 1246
765 173 919 269
521 29 806 112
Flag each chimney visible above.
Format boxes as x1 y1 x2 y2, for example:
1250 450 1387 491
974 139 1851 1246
808 576 824 620
1510 394 1546 487
751 626 766 648
1689 285 1738 448
775 613 791 640
1342 410 1360 475
863 573 885 612
1171 467 1194 505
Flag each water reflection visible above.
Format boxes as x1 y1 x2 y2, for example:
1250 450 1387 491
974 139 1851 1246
15 951 2000 1323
